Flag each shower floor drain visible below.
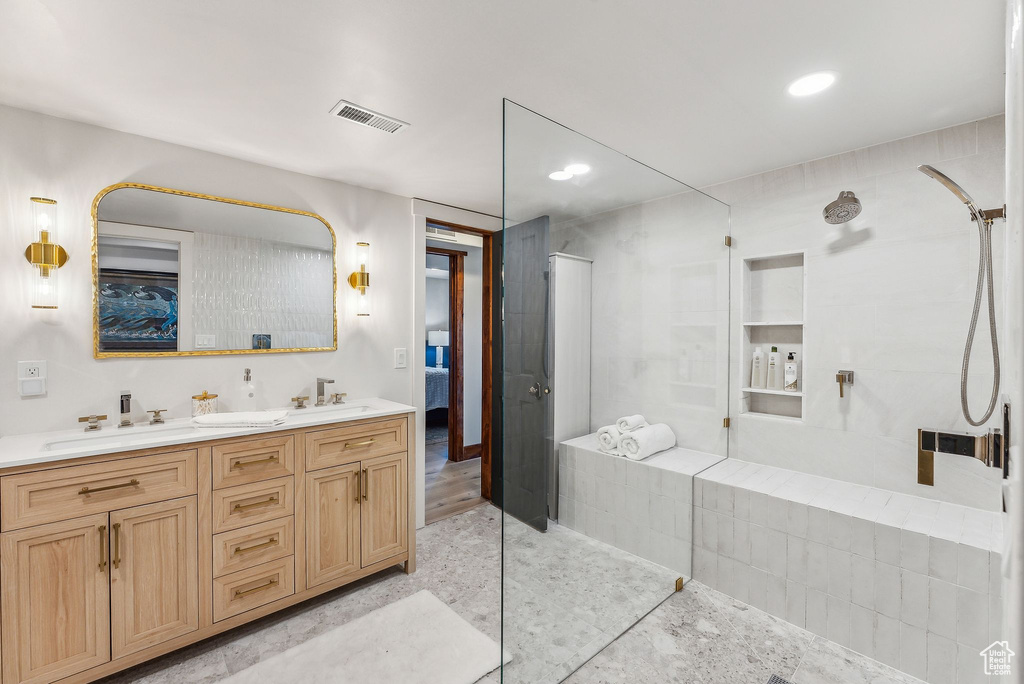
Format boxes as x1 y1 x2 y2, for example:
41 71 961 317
767 676 793 684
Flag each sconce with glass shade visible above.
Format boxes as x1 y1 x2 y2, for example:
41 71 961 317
24 197 68 309
348 241 371 316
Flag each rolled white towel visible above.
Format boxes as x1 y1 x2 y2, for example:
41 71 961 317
619 423 676 461
193 410 288 428
596 425 623 455
616 414 649 433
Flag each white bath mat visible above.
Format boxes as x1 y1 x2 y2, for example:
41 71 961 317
219 590 508 684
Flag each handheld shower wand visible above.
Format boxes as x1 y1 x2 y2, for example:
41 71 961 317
918 165 1006 426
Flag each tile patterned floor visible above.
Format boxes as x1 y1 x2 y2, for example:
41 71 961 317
565 580 927 684
99 503 922 684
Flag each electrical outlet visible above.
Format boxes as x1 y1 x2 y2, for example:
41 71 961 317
394 348 407 369
18 361 46 379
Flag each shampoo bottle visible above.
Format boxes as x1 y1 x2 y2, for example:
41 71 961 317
767 346 781 390
750 347 766 388
784 352 799 392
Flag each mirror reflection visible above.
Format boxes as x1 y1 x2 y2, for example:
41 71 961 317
93 185 336 356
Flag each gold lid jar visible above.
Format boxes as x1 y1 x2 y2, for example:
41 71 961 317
191 391 218 417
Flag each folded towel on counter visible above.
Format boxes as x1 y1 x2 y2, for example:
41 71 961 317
193 410 288 428
619 423 676 461
616 414 649 433
596 425 623 455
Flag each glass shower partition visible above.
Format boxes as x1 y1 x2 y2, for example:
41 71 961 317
500 101 732 682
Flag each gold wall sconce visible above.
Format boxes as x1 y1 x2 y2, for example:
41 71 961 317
348 241 371 316
24 197 68 309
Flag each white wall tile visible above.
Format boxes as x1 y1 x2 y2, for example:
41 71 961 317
900 623 928 681
875 521 902 566
957 543 990 594
767 573 787 619
850 555 874 610
873 612 901 669
807 540 829 593
787 536 808 585
930 537 959 584
828 511 853 551
767 530 788 578
928 577 958 641
849 604 874 658
901 528 930 575
850 517 875 559
901 569 929 629
874 561 901 619
826 596 851 647
806 587 828 637
750 523 768 571
827 548 852 601
748 566 768 612
956 586 989 650
807 505 829 544
786 580 806 628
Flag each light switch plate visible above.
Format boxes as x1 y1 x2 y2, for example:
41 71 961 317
394 348 407 369
18 378 45 397
194 334 216 349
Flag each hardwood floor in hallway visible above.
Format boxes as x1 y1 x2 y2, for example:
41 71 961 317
424 440 486 525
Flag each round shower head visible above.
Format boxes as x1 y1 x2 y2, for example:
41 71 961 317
823 191 862 224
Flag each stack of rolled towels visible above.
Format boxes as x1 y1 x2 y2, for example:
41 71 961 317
596 414 676 461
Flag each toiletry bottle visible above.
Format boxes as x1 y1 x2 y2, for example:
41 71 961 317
240 368 258 409
784 352 798 392
767 346 781 390
751 347 766 388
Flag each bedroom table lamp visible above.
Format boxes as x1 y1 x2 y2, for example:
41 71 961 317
428 330 449 368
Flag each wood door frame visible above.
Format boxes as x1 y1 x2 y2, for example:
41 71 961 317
426 245 467 463
426 219 495 498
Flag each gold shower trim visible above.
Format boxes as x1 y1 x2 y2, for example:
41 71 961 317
91 182 339 359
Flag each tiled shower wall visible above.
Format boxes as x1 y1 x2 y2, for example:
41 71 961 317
191 232 334 350
551 190 731 458
707 116 1010 510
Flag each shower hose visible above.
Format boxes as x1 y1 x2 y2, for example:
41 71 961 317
961 210 1000 426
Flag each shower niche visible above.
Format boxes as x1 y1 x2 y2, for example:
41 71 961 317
739 252 805 420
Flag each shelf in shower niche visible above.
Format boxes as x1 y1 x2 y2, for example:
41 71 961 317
741 387 803 397
742 321 803 327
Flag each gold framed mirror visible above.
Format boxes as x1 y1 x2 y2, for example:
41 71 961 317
91 183 337 358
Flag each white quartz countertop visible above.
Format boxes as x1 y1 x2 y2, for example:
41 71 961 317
0 397 416 469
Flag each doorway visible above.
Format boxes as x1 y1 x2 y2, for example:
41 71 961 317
424 221 495 524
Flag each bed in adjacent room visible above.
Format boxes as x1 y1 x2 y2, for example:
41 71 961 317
425 366 449 411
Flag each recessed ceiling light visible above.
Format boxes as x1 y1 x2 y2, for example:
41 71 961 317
564 163 591 175
787 71 837 97
549 170 573 181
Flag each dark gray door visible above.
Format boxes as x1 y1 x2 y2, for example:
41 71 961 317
502 215 550 532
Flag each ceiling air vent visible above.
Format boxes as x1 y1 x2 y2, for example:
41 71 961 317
329 100 409 133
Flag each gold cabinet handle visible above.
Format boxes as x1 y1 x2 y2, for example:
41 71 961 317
231 455 279 469
98 525 107 571
232 536 278 556
79 478 140 495
345 438 376 448
232 495 279 512
362 468 368 501
234 578 278 598
354 469 361 504
112 523 121 569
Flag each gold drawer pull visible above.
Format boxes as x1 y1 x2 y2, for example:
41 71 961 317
231 455 279 469
98 525 107 571
232 495 279 512
112 523 121 569
345 438 376 448
233 536 278 556
234 578 278 598
79 478 140 495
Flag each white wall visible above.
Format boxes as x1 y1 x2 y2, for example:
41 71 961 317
424 277 449 332
707 115 1011 511
0 104 415 435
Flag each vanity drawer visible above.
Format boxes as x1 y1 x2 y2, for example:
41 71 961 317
212 477 294 533
1 450 198 531
213 556 295 622
213 516 294 577
305 418 408 471
212 435 295 490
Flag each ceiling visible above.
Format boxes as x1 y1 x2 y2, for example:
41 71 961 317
0 0 1006 217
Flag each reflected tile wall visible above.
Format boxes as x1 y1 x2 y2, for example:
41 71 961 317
192 232 334 350
706 115 1010 511
553 189 731 457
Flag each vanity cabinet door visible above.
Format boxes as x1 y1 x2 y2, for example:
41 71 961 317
305 463 361 588
109 497 199 659
1 514 111 684
360 452 408 567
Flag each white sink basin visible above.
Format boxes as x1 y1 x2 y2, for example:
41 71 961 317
44 425 202 452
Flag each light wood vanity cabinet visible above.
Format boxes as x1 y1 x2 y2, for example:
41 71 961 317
0 412 415 684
